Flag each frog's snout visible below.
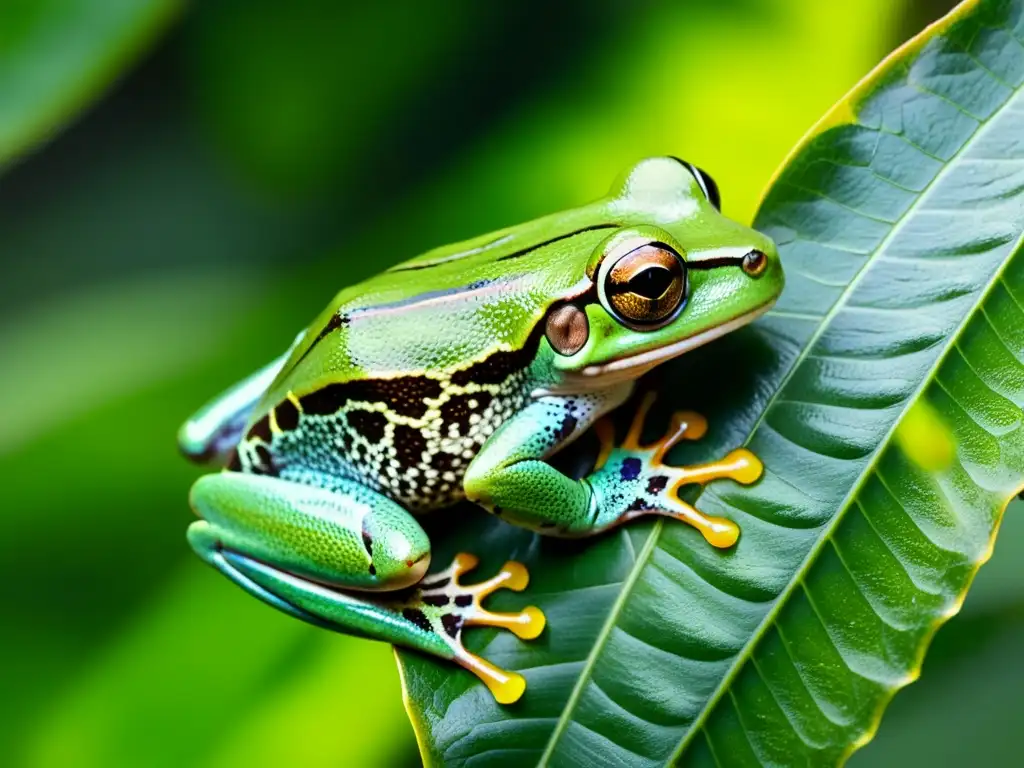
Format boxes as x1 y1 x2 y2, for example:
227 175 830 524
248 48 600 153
743 241 784 299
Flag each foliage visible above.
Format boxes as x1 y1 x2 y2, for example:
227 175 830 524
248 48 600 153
0 0 179 166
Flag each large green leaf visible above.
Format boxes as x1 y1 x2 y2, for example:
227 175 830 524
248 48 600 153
398 0 1024 764
0 0 180 167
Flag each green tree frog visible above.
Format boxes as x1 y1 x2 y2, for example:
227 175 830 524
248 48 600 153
179 157 783 703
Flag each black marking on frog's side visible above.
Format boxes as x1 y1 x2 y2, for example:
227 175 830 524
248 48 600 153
441 613 462 638
646 475 668 494
264 323 544 509
431 450 458 474
620 457 642 482
451 338 539 387
421 594 450 607
393 424 427 470
394 478 418 499
347 410 388 443
440 392 491 430
247 415 273 443
336 429 353 457
454 594 473 608
275 399 300 432
403 608 433 633
252 444 278 477
300 375 443 419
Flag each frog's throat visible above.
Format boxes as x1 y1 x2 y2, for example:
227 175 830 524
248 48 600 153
576 299 775 381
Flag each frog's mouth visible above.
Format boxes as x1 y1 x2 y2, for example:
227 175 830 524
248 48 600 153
576 300 776 383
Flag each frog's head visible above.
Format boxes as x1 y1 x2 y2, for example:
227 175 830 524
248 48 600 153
543 157 784 387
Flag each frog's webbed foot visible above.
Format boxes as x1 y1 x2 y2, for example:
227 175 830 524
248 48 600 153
396 553 545 704
590 391 762 548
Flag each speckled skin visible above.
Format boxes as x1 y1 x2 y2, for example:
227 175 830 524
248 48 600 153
179 157 784 702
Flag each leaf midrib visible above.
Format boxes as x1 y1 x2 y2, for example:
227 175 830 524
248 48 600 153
534 34 1024 766
535 519 663 766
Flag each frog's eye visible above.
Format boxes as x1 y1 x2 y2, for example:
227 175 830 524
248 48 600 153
672 157 721 211
600 242 687 329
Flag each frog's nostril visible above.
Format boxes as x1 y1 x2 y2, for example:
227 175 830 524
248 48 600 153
405 553 431 584
742 249 768 277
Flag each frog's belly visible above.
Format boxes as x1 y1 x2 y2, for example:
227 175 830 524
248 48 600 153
256 372 532 511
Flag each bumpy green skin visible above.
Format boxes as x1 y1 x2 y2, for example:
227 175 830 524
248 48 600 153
181 157 784 671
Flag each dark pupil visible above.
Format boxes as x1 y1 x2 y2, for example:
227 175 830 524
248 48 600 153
627 266 674 299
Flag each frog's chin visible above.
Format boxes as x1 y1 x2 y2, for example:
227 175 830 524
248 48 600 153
543 300 775 394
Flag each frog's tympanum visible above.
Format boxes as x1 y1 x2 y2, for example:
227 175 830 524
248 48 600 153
179 158 784 703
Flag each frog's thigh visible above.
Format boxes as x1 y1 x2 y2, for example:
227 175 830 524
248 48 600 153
188 473 544 696
188 472 431 616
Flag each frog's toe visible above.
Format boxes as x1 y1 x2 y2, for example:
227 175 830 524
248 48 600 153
725 448 764 485
456 654 527 705
466 558 531 595
416 554 544 704
663 446 764 490
466 603 546 639
653 497 741 549
421 554 543 630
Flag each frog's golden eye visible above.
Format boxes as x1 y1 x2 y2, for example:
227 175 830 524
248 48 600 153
600 243 686 329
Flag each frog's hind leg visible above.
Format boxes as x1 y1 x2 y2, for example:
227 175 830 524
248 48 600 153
220 548 544 703
590 392 762 547
188 471 543 703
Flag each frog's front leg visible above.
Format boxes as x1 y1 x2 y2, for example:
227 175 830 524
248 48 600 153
188 472 543 703
465 390 761 547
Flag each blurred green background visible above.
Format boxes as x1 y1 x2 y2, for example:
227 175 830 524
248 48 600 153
3 1 1021 766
